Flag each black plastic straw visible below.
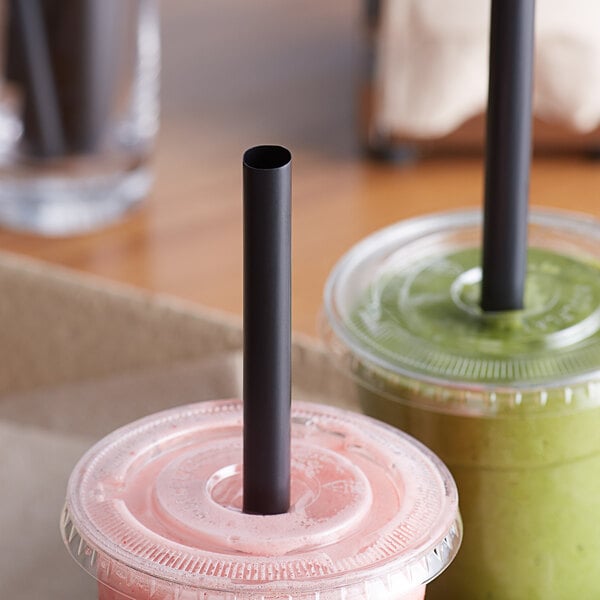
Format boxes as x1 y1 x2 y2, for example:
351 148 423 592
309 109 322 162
11 0 65 157
481 0 535 312
243 146 292 515
49 0 120 154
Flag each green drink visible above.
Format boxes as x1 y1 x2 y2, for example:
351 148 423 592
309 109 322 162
322 209 600 599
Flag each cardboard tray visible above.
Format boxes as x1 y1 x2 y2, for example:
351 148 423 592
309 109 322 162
0 253 356 599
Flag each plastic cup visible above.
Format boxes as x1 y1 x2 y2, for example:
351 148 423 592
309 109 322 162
322 209 600 599
61 399 461 600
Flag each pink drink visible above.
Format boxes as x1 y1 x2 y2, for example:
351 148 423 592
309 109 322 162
61 400 461 599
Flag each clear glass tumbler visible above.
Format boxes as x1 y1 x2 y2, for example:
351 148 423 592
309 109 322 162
0 0 160 235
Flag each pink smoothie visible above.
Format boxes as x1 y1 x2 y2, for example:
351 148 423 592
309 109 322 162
62 400 461 600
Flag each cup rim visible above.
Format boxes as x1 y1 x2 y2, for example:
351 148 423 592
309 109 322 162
62 399 462 598
322 207 600 414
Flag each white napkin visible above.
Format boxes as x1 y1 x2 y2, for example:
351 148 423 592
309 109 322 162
374 0 600 137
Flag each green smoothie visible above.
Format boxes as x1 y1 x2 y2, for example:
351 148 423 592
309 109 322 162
322 210 600 599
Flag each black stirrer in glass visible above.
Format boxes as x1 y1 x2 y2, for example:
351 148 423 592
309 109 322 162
481 0 536 312
49 0 120 154
7 0 121 156
242 145 292 515
11 0 65 158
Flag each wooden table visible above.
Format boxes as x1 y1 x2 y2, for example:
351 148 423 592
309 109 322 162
0 0 598 337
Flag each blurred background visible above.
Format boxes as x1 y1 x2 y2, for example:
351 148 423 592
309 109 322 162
0 0 598 336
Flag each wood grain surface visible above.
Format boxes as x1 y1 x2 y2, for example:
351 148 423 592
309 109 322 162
0 0 598 337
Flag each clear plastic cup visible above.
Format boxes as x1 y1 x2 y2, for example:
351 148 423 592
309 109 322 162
61 399 461 600
322 209 600 599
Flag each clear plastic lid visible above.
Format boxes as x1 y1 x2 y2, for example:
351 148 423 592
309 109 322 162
322 209 600 415
62 400 461 600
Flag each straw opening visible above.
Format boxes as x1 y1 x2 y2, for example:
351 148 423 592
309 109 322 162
244 145 291 171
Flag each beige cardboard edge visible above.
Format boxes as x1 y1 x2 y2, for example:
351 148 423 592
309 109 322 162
0 252 360 599
0 251 357 409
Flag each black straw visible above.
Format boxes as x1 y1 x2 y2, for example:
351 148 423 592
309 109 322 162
481 0 535 312
243 146 292 515
11 0 65 158
49 0 120 154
